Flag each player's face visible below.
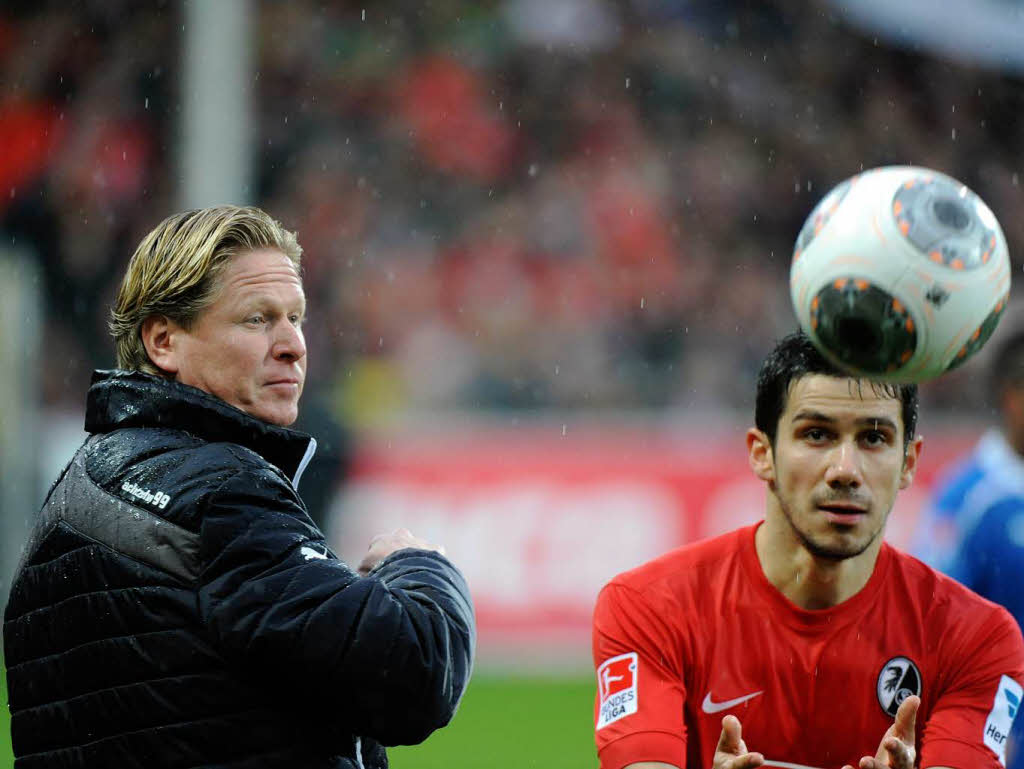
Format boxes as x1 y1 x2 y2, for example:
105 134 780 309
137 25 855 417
750 374 921 560
164 248 307 427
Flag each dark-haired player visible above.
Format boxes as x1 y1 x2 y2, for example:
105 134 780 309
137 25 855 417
593 332 1024 769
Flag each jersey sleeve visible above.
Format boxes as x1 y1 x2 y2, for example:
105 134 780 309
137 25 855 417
920 606 1024 769
592 580 687 769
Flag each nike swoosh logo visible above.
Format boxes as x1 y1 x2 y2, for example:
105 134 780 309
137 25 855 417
701 690 763 713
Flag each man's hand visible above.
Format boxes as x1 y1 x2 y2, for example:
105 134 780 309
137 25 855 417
841 695 919 769
357 527 446 575
713 714 765 769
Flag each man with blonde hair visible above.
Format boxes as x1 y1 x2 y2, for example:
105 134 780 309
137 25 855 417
4 205 476 769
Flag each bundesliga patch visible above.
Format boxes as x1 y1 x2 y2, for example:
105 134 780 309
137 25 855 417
596 652 638 730
983 674 1022 765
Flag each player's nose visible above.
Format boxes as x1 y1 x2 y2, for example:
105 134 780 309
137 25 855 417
824 441 863 487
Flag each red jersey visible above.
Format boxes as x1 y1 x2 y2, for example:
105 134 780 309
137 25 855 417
593 523 1024 769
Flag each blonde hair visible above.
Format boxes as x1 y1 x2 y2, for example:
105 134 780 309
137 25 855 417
111 205 303 375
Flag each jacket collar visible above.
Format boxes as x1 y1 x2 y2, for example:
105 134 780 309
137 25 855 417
85 370 317 486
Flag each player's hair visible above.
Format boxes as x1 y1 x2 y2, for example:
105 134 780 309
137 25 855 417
110 205 302 375
989 328 1024 402
755 332 918 449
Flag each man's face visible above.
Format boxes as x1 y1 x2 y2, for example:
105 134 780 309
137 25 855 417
167 248 307 426
751 374 920 560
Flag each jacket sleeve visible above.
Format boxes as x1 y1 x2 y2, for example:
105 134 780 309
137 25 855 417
196 466 476 746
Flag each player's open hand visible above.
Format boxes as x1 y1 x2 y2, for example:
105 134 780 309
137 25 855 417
841 695 919 769
357 527 446 575
713 714 765 769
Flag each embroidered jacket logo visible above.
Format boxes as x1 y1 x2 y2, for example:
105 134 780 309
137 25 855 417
122 481 171 510
596 652 638 730
300 546 328 561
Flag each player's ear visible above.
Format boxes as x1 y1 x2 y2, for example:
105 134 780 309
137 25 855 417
899 434 923 489
747 427 776 483
141 315 181 376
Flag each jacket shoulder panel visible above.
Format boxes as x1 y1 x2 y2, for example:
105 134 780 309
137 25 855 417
40 445 202 584
86 428 288 532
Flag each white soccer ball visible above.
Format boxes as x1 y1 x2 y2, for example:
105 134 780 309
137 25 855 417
790 165 1011 382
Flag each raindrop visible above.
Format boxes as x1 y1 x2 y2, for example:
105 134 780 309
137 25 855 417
625 77 630 89
361 9 366 21
1013 173 1019 187
528 164 539 177
554 365 560 375
561 424 567 436
144 97 149 109
951 128 957 140
640 297 645 309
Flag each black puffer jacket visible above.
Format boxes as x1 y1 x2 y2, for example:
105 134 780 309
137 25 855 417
3 370 476 769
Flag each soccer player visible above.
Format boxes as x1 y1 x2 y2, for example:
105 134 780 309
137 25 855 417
913 328 1024 769
592 332 1024 769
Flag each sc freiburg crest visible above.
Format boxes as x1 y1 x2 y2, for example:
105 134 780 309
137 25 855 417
877 656 922 716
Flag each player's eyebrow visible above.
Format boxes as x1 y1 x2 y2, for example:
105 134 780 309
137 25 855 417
791 410 898 432
856 416 898 432
791 410 836 423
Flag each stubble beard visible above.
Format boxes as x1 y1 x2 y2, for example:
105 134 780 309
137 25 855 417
775 489 886 562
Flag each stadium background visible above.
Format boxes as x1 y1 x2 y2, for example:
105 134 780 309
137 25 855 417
1 1 1023 766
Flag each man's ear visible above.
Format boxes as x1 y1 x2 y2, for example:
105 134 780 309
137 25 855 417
747 427 776 484
899 434 924 490
140 315 180 375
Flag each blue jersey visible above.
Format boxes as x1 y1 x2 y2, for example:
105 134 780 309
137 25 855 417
916 429 1024 769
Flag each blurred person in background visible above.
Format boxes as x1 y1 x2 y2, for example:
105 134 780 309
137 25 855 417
2 205 475 769
914 327 1024 769
592 332 1024 769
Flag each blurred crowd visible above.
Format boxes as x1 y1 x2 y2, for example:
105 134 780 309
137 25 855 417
3 0 1023 427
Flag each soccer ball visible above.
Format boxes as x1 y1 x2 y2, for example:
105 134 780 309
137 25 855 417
790 165 1011 382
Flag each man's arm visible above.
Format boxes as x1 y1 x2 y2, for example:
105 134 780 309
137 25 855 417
918 607 1024 769
198 467 476 746
592 582 688 767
